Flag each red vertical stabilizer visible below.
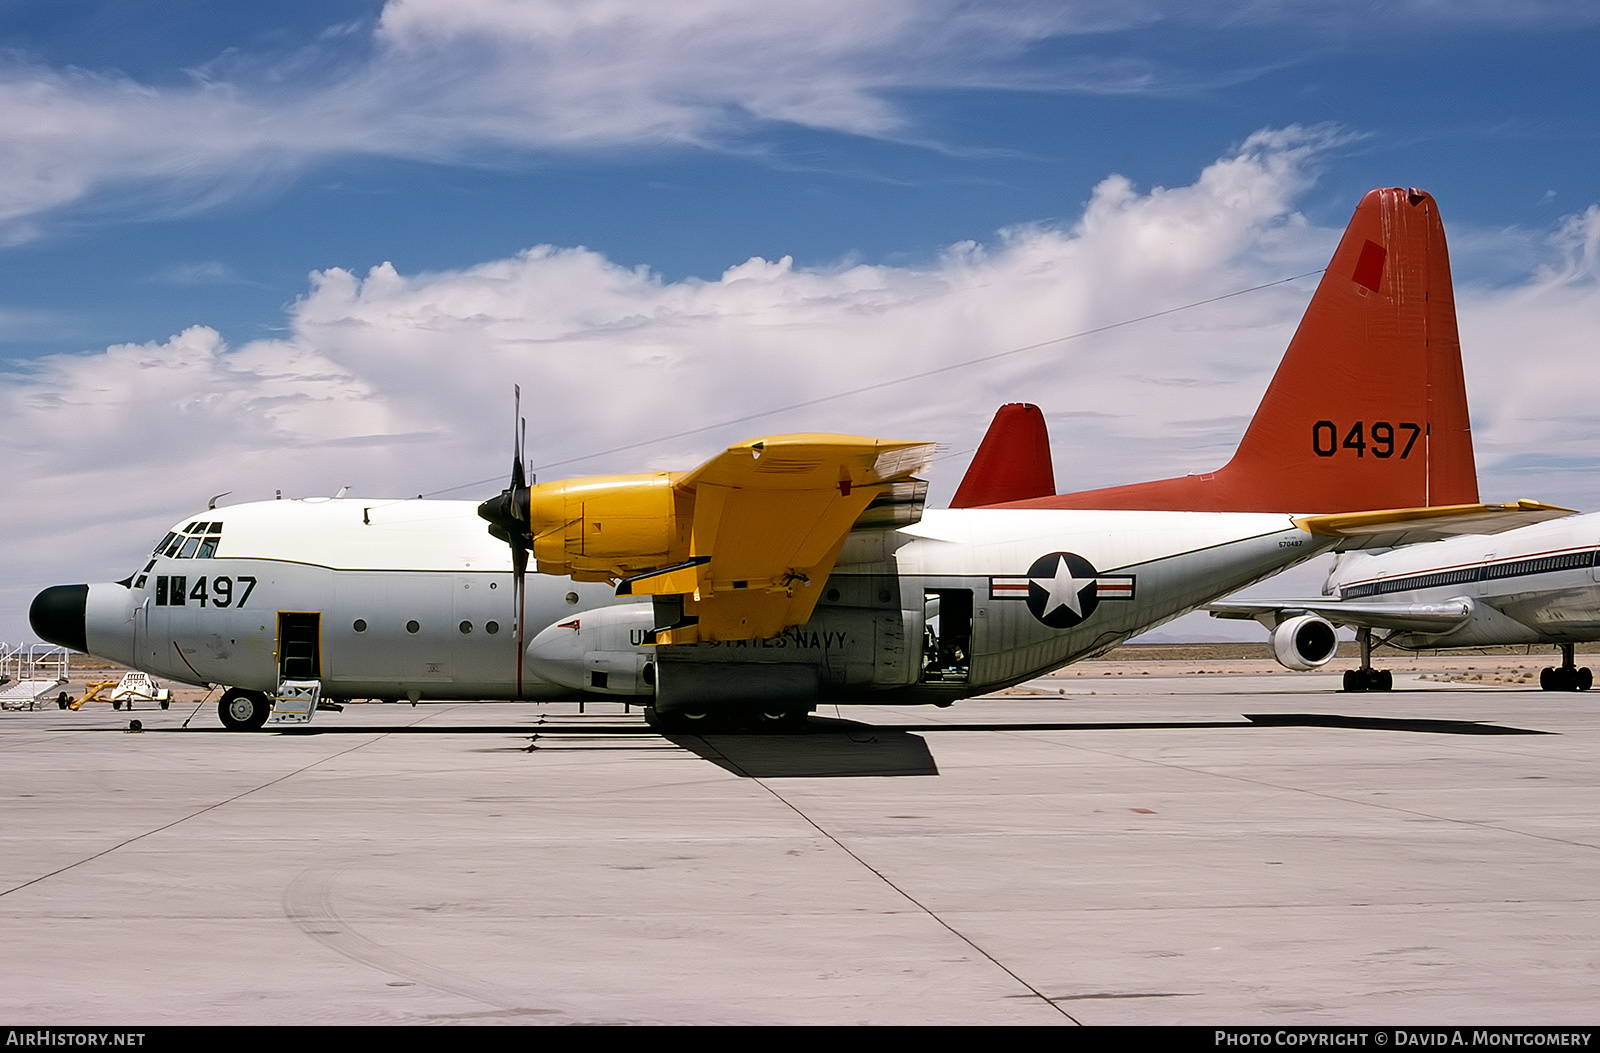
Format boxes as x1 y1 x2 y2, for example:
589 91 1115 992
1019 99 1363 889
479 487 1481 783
950 403 1056 507
995 188 1477 513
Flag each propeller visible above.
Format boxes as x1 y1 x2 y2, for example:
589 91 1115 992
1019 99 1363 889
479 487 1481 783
478 386 533 696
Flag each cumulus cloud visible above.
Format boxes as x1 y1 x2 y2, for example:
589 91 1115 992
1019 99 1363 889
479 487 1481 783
5 128 1600 642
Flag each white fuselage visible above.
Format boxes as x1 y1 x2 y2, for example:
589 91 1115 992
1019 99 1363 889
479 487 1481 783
1325 513 1600 647
71 497 1328 705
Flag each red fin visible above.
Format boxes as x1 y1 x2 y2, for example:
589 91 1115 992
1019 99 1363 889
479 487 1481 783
950 403 1056 508
1002 187 1477 513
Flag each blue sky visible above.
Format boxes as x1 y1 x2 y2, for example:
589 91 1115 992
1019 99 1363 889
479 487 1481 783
4 1 1600 640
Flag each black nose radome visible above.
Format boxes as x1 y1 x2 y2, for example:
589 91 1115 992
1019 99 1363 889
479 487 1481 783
30 584 88 653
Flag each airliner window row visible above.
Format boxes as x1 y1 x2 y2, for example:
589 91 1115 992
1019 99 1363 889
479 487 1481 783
1341 549 1596 599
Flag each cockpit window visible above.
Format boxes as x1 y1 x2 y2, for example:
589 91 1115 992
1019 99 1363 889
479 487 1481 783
159 521 225 559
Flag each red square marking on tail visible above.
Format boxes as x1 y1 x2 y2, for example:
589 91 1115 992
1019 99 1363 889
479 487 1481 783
1352 239 1387 293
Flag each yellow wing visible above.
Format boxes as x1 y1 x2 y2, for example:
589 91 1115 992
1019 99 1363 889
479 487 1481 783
521 434 935 643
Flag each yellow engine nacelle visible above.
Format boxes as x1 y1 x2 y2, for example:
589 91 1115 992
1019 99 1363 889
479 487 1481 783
527 472 692 582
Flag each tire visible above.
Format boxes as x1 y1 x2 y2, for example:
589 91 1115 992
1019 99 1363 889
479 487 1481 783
218 689 271 731
1343 669 1391 692
758 708 810 733
1581 668 1594 691
1540 668 1581 692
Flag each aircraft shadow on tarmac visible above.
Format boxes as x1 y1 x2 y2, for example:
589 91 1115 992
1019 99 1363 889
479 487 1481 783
663 720 941 778
199 711 1550 780
672 712 1548 778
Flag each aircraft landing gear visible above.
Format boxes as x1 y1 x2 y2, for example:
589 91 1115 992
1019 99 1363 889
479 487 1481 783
218 688 272 731
756 708 811 732
1539 644 1592 691
1342 627 1393 692
644 705 811 733
643 706 709 734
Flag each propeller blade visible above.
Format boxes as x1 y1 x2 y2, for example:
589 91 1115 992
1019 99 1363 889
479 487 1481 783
510 384 526 491
478 386 535 698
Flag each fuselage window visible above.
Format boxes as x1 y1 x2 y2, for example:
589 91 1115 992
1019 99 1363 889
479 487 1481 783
353 619 367 633
406 620 420 634
485 621 500 635
565 592 579 605
459 621 472 634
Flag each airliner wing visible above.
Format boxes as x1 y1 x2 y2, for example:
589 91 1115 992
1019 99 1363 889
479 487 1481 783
1294 500 1574 549
1207 598 1474 633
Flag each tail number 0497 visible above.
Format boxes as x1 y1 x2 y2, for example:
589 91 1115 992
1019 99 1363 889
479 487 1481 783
1312 421 1420 459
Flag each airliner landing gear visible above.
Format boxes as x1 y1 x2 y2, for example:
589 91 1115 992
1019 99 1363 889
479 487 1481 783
218 688 272 731
1539 645 1592 691
1342 628 1392 692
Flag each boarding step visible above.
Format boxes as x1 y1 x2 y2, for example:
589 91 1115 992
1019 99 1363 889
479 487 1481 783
267 679 322 725
0 643 69 709
1 679 69 710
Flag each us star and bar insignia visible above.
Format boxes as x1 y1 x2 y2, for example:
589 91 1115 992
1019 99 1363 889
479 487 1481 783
990 552 1137 629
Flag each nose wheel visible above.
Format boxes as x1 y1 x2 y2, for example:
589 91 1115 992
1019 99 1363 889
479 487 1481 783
218 688 271 731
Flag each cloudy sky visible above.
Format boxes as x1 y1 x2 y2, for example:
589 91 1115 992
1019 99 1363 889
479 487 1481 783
4 0 1599 642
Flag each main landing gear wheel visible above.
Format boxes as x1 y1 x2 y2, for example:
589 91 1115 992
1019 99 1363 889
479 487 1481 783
757 708 811 732
218 689 272 731
1342 668 1392 692
1540 667 1592 692
643 706 710 734
1341 627 1392 692
1540 644 1592 692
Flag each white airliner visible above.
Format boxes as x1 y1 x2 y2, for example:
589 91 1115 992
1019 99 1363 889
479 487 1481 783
1208 511 1598 692
30 188 1554 730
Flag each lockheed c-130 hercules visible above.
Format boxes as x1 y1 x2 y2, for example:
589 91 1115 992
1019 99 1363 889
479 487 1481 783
29 188 1563 731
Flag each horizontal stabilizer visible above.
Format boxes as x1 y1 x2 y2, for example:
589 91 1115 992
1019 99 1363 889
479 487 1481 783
1293 500 1573 549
